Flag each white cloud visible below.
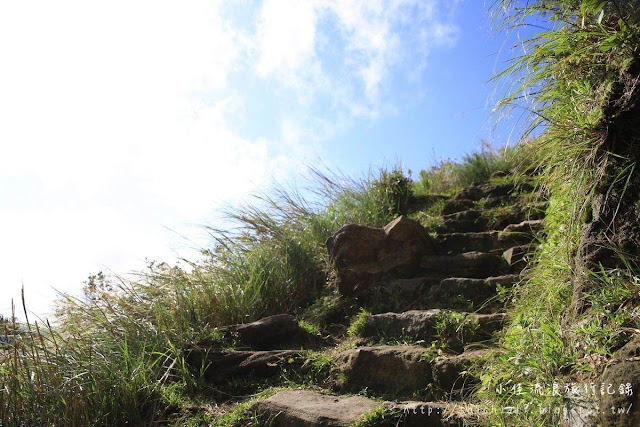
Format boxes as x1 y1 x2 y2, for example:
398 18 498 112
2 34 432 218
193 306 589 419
0 0 461 319
0 1 283 318
255 0 317 76
250 0 460 123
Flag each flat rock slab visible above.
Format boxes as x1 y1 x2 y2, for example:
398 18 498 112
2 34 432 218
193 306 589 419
441 210 488 233
432 349 489 393
437 231 500 254
497 219 545 247
420 252 507 279
250 389 381 427
217 314 305 350
359 310 507 344
455 182 534 202
186 348 301 383
336 345 432 394
426 275 519 310
389 401 474 427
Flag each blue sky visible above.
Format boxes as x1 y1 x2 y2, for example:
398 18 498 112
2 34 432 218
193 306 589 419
0 0 530 319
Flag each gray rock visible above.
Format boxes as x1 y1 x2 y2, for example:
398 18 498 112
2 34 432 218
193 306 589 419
217 314 304 350
358 309 507 345
432 349 489 394
336 345 432 394
186 348 301 383
250 389 381 427
420 252 507 279
438 231 500 254
596 336 640 426
326 216 436 295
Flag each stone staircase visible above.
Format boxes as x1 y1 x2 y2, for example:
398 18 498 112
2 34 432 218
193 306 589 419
186 177 546 426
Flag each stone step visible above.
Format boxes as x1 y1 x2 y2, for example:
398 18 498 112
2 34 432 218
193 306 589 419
186 347 302 383
214 314 307 350
441 198 475 215
424 275 519 311
334 345 489 397
491 207 545 233
437 231 500 254
432 349 490 395
355 309 506 350
389 401 477 426
249 389 474 426
249 389 381 427
497 219 545 247
441 206 544 234
409 194 449 214
420 252 508 279
335 345 431 395
441 209 488 232
455 182 534 202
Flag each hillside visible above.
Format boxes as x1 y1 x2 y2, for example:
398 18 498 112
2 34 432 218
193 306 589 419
1 157 552 426
3 1 640 426
179 167 547 426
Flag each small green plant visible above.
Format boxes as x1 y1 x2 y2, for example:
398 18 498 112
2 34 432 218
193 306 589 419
434 311 480 343
422 347 440 364
370 169 413 217
353 405 401 427
347 309 372 337
298 320 320 337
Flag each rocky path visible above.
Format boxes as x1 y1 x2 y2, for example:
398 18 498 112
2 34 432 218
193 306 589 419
187 177 545 426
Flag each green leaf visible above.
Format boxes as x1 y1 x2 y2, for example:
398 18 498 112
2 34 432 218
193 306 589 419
599 35 618 51
618 18 628 32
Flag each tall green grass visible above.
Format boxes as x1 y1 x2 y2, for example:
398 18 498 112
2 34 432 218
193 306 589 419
475 175 580 426
476 1 640 425
0 165 413 426
414 142 538 195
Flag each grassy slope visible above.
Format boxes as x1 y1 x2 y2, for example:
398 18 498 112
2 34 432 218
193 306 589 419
1 140 633 426
4 2 640 425
0 165 416 426
0 146 536 426
477 1 640 425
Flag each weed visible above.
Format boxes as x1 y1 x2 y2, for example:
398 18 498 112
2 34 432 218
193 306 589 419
353 405 401 426
414 143 537 196
347 309 372 337
434 311 480 344
298 320 320 337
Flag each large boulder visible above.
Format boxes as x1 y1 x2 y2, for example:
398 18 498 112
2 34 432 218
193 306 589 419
326 216 436 295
